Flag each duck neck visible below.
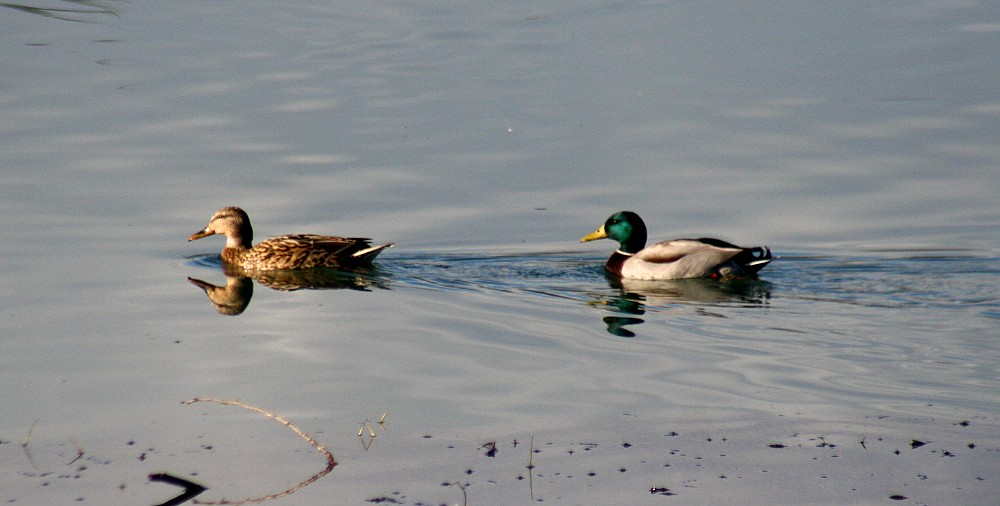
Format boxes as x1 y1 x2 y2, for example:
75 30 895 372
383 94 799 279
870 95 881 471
618 228 646 254
227 223 253 250
226 235 251 250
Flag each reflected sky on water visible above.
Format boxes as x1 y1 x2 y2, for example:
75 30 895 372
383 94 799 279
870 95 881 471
1 2 998 504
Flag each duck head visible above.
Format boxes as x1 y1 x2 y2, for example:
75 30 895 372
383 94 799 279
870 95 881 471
188 206 254 249
580 211 648 254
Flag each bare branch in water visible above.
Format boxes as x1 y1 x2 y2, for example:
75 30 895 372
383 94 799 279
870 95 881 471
450 480 468 506
358 411 389 451
527 435 536 502
178 397 338 505
21 419 40 472
67 437 85 466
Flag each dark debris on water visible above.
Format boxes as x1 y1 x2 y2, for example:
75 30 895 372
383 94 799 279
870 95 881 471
359 426 991 505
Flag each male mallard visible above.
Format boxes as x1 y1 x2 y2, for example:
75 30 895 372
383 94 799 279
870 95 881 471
580 211 772 280
188 207 392 271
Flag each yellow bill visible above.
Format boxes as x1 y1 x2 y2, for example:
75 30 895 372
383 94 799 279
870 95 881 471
580 225 608 242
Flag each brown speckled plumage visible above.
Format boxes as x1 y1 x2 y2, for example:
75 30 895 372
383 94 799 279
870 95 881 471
188 207 392 271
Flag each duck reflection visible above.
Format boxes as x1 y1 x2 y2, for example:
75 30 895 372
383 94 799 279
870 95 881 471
189 264 391 315
189 275 255 315
594 275 772 337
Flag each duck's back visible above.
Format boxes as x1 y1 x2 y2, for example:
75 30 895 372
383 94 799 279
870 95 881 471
228 234 381 270
619 239 741 279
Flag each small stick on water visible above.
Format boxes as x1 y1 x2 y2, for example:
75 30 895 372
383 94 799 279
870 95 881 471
450 481 468 506
22 419 38 447
21 419 40 471
180 397 337 505
527 435 536 502
527 435 535 470
358 412 388 450
67 437 85 465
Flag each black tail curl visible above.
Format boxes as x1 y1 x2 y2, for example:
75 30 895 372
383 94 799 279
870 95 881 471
742 246 773 274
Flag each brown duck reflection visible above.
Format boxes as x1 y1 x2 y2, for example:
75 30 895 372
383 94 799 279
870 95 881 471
189 275 255 315
597 276 772 337
189 264 390 315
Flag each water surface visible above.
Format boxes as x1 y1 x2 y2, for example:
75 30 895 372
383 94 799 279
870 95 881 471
1 1 998 505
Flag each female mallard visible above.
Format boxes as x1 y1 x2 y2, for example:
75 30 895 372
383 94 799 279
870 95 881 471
580 211 772 280
188 207 392 271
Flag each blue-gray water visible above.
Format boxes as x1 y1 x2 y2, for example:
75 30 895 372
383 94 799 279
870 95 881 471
1 1 998 505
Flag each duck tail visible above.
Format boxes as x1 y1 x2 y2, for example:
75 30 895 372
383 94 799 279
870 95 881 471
742 246 773 274
350 243 394 263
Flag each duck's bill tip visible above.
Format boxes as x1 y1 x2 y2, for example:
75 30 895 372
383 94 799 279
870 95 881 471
580 226 607 243
188 229 214 242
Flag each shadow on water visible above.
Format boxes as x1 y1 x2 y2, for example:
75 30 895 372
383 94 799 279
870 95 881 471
186 254 392 315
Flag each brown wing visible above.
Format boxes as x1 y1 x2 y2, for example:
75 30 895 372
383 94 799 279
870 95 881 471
250 234 374 269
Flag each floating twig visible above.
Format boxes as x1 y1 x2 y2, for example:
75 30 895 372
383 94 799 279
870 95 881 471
180 397 337 505
22 419 38 447
358 418 376 451
450 480 468 506
67 437 85 466
21 419 40 471
526 435 535 470
358 412 388 451
527 435 535 501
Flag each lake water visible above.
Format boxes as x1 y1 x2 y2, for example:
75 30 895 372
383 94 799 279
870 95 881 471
1 1 998 505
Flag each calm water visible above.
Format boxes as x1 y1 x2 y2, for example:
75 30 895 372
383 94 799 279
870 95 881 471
2 1 998 505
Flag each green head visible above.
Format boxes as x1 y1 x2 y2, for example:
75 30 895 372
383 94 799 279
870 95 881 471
580 211 648 254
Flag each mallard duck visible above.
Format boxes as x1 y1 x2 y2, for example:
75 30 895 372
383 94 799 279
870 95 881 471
580 211 772 280
188 207 393 271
